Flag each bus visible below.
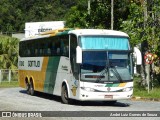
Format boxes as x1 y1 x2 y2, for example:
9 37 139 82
18 28 134 104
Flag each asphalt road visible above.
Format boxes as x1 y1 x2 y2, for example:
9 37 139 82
0 87 160 120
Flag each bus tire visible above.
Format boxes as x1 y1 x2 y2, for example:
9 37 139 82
61 85 70 104
26 82 30 95
29 81 35 96
103 100 117 105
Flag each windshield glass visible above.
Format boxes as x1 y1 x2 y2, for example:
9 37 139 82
80 51 133 83
80 36 129 50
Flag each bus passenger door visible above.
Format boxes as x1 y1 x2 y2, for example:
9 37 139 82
69 34 80 99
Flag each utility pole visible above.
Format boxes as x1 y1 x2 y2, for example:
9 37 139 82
111 0 114 30
88 0 91 15
143 0 150 93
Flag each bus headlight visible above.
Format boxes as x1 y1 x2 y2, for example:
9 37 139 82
81 87 95 92
122 87 133 92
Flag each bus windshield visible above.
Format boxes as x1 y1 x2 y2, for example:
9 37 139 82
79 36 129 50
80 51 133 83
79 35 132 83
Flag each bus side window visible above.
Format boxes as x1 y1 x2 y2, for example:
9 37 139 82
57 48 60 55
51 43 56 56
19 42 25 57
35 49 38 56
63 35 69 57
63 47 67 56
55 40 61 56
30 43 34 57
47 48 51 55
43 43 48 56
37 44 40 56
34 43 39 57
39 49 42 56
27 49 30 56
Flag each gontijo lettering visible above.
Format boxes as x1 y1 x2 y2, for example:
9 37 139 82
28 61 40 67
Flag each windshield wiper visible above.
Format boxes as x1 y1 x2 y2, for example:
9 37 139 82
95 65 108 83
110 63 123 83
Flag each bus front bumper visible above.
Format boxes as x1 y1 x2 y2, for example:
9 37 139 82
78 90 133 101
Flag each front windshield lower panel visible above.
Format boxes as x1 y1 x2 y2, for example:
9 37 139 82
80 51 133 83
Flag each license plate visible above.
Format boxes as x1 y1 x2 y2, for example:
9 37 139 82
104 95 113 99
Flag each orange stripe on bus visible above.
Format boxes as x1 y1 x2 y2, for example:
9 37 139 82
118 83 127 87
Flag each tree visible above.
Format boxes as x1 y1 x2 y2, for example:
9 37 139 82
65 0 131 29
65 0 90 28
0 0 77 33
120 0 160 89
0 35 19 69
0 0 132 32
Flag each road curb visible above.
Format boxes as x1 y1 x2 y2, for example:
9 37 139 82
132 96 160 102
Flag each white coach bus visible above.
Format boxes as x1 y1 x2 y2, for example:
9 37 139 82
19 28 134 104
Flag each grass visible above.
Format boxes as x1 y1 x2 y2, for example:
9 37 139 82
0 81 19 88
134 88 160 99
133 76 160 99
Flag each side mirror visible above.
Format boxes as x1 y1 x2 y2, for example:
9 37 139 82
134 47 142 65
76 46 82 64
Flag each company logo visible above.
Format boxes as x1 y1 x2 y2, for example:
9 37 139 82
2 112 11 117
38 24 52 33
94 85 104 87
107 87 111 91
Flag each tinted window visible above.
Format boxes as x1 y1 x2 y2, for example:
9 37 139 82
19 35 69 57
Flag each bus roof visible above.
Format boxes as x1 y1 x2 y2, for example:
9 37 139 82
20 28 74 41
20 28 129 41
21 34 50 41
69 29 129 37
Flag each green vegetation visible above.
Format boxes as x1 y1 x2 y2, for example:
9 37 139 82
65 0 131 29
134 87 160 99
0 81 19 88
0 35 19 69
133 77 160 99
0 0 78 33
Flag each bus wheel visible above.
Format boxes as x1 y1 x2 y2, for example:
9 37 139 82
26 82 30 95
61 85 69 104
29 81 35 96
103 100 117 105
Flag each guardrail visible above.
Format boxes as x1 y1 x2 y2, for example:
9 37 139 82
0 69 18 83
